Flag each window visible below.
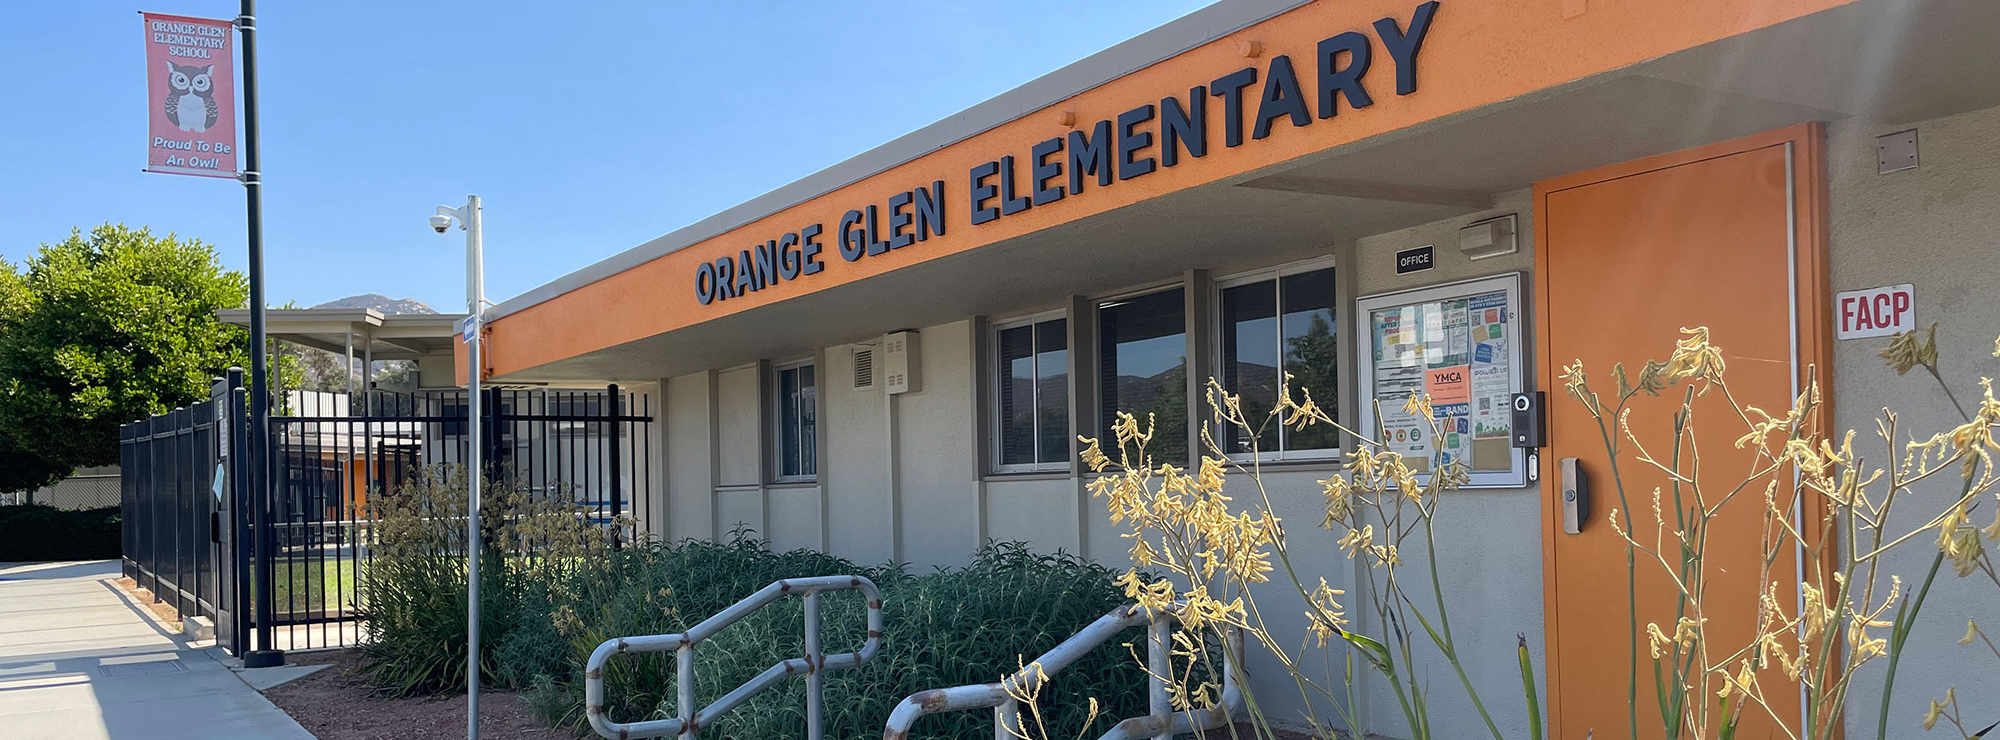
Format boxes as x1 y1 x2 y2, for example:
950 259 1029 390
552 392 613 438
1216 263 1340 460
993 313 1069 472
772 361 817 481
1098 287 1188 463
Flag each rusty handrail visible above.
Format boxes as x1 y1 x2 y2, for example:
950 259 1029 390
584 575 883 740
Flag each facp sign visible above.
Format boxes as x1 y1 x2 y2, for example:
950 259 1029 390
142 12 238 178
1835 284 1915 340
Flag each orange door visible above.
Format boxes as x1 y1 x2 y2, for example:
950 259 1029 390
1535 126 1830 740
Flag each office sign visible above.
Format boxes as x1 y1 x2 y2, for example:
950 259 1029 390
1396 245 1436 274
142 12 238 178
1835 283 1915 339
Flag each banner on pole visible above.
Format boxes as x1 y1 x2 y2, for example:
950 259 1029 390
142 12 238 178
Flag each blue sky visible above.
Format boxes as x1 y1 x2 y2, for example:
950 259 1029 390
0 0 1212 312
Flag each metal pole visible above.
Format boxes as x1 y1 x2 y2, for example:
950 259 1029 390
804 590 823 740
344 326 355 397
464 195 485 740
606 383 621 546
1147 614 1171 740
228 368 252 656
236 0 283 670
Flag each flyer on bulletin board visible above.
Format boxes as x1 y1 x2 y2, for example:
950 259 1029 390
1369 286 1518 476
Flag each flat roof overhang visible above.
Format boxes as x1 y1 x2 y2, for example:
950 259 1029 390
218 308 469 361
484 0 2000 383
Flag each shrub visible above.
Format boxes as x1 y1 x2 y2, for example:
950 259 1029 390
361 467 1154 738
518 539 1148 740
0 504 120 561
356 465 618 697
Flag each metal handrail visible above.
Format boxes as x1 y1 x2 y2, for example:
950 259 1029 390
585 575 883 740
881 604 1244 740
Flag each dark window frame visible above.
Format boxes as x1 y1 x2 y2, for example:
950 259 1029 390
990 310 1071 474
1213 257 1341 462
1095 284 1191 465
770 358 818 483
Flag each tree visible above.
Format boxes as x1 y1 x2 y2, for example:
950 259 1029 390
0 429 67 497
373 360 417 392
0 262 68 495
0 225 248 475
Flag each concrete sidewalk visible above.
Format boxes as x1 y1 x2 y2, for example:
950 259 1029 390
0 560 318 740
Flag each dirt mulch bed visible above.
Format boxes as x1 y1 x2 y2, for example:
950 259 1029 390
260 650 575 740
260 652 1333 740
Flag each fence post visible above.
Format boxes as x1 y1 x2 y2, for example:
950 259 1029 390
481 387 502 488
252 391 278 661
229 368 252 656
606 384 622 546
146 415 162 600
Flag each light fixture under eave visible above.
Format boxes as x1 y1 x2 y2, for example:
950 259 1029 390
1459 213 1518 261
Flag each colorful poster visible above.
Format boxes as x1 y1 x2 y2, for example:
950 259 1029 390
1432 299 1470 367
1368 284 1519 479
1470 365 1511 436
143 13 238 178
1372 308 1422 366
1425 365 1471 405
1382 413 1430 472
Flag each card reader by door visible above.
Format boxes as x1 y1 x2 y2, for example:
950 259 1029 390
1560 457 1590 535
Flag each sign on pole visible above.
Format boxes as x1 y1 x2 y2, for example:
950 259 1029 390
142 12 238 178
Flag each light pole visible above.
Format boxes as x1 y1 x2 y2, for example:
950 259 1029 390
430 196 484 740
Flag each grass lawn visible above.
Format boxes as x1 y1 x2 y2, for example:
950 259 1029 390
254 557 366 616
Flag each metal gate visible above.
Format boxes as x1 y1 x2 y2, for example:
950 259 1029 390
118 374 238 644
121 376 654 655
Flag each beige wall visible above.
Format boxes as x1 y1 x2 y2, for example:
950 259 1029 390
1827 104 2000 729
1347 188 1543 739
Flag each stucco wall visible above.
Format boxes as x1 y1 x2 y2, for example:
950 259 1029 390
824 343 897 565
1345 188 1546 740
1827 104 2000 730
663 371 713 542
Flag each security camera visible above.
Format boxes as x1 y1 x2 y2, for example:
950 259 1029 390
429 213 453 234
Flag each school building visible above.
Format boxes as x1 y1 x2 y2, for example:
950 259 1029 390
474 0 2000 736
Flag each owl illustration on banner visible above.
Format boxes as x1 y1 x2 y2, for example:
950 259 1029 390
163 61 219 133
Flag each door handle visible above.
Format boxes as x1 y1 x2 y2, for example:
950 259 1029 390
1560 457 1590 535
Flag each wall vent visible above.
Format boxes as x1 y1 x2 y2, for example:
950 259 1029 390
851 346 876 391
882 331 920 395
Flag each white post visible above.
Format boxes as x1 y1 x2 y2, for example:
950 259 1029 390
436 195 486 740
343 326 355 396
464 194 484 740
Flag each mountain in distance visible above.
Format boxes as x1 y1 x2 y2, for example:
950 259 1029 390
310 293 437 315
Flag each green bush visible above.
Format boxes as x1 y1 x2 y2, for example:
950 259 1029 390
0 504 120 561
509 538 1148 740
359 468 1152 738
355 466 615 697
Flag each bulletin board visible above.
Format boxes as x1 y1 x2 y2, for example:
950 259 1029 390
1354 273 1528 488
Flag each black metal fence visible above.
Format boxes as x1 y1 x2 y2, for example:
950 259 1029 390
120 378 654 654
119 386 229 631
